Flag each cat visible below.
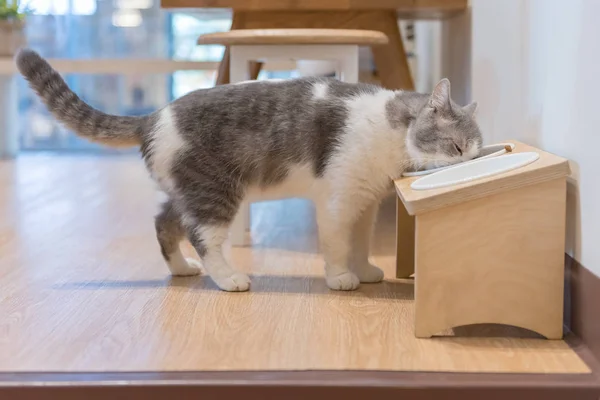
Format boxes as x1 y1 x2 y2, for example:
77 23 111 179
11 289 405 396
15 49 482 292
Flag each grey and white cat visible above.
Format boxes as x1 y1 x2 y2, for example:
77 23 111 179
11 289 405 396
16 49 482 292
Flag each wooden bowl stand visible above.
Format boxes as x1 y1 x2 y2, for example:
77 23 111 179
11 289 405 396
393 141 570 339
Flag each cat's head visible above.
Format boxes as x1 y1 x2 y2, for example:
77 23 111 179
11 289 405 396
406 78 482 171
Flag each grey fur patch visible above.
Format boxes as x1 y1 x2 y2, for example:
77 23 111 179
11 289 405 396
409 102 482 157
155 200 191 260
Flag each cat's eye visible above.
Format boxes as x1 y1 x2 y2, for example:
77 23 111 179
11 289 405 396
453 143 463 156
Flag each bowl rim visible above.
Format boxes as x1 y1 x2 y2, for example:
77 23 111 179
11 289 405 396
409 150 539 190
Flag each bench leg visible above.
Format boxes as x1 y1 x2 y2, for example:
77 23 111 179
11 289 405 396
216 12 262 85
396 196 415 279
337 46 359 83
414 179 566 339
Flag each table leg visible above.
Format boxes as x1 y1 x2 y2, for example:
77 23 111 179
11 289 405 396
370 11 415 90
396 196 415 278
216 12 263 85
216 48 263 85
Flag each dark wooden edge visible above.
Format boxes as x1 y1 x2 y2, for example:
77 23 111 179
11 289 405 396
1 332 599 399
159 0 468 19
0 385 597 400
566 254 600 362
2 257 600 399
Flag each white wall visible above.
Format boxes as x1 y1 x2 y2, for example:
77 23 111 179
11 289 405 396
471 0 600 275
414 11 472 105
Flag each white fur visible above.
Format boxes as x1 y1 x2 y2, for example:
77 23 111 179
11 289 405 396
313 91 403 288
148 106 185 192
312 82 329 100
330 90 407 186
466 140 480 159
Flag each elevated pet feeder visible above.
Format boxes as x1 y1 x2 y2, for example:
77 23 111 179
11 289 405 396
394 140 570 339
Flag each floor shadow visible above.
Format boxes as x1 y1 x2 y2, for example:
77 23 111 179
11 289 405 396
449 323 546 339
431 324 562 348
53 275 414 300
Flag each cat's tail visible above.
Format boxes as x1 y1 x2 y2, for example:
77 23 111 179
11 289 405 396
15 48 147 148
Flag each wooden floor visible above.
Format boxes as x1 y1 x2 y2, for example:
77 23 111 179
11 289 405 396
0 155 590 374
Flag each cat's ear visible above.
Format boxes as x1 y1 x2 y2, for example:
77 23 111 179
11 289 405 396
429 78 451 110
463 101 478 117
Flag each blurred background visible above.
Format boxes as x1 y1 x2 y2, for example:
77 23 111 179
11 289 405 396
0 0 439 155
12 1 230 153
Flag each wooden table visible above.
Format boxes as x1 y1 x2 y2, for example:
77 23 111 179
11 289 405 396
160 0 468 90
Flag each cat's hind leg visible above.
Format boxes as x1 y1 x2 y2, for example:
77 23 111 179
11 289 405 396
175 183 251 291
349 201 384 283
186 223 251 292
155 200 202 276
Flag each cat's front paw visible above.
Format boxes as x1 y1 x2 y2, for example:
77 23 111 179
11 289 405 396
213 272 251 292
170 258 203 276
326 271 360 291
354 264 384 283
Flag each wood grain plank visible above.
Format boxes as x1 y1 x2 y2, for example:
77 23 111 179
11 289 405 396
415 179 567 339
370 10 414 90
161 0 468 19
198 28 388 45
0 156 589 374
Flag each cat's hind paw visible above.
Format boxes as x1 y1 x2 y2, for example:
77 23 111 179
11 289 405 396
213 272 251 292
326 271 360 291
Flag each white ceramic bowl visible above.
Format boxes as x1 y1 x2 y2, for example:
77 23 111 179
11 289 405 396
402 142 515 177
410 151 540 190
